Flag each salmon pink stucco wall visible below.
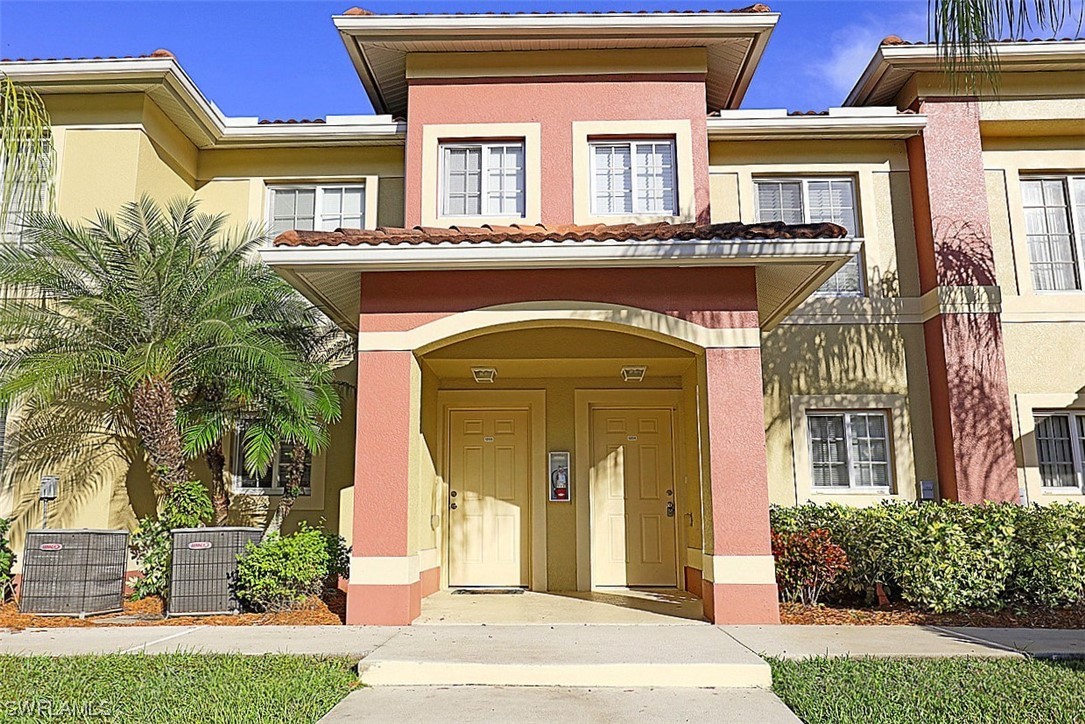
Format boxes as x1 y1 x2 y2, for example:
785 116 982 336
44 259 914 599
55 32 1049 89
357 267 759 335
404 75 711 227
907 99 1017 504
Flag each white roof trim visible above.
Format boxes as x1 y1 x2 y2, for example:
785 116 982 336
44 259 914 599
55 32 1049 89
335 11 779 115
845 40 1085 107
0 57 406 148
259 236 862 272
708 108 925 140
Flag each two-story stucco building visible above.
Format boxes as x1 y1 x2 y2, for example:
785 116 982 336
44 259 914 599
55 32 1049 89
1 7 1083 626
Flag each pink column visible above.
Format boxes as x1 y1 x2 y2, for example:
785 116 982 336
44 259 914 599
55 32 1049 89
345 350 421 625
907 99 1018 504
701 347 780 624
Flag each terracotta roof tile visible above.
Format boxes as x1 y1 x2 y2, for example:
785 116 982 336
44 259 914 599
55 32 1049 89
274 220 846 248
257 118 327 125
1 50 175 62
881 35 1083 46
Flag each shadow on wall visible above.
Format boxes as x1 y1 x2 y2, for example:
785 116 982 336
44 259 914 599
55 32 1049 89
3 394 152 553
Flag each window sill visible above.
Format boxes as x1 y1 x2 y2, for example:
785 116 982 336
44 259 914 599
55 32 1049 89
1040 487 1085 496
433 214 532 228
811 487 893 495
232 488 312 497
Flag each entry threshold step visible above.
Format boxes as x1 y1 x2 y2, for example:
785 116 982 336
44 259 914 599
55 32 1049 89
356 625 771 688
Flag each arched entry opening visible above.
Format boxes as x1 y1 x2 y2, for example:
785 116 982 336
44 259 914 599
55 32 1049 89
414 316 710 621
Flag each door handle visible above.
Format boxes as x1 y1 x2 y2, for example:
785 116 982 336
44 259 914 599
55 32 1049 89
666 501 675 518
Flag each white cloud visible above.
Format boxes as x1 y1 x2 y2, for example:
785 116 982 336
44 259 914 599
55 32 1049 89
809 9 927 100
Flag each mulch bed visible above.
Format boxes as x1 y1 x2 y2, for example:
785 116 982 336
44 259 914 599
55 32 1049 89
0 590 346 630
781 602 1085 628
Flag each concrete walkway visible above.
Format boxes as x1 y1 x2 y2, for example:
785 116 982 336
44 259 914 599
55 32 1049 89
320 686 800 723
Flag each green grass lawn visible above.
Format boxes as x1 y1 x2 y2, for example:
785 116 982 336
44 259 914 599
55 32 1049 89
771 656 1085 724
0 653 358 723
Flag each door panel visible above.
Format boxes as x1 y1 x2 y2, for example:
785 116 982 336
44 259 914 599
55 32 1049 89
448 409 530 586
591 408 678 586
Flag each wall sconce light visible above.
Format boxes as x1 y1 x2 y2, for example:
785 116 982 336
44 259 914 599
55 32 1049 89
471 367 497 384
621 365 647 383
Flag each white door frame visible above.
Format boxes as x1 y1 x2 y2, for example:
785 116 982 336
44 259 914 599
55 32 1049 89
574 389 685 591
437 390 548 592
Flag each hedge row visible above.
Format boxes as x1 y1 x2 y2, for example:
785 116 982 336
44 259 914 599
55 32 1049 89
770 502 1085 612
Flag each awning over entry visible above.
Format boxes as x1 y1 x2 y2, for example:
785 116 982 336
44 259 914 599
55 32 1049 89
259 220 861 331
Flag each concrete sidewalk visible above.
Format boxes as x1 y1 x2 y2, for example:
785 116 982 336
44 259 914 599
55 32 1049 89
721 625 1085 660
1 624 1083 660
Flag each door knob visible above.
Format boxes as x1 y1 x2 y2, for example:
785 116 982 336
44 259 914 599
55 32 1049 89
450 502 458 510
666 501 676 517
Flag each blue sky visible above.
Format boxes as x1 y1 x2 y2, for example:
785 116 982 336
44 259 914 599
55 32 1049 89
0 1 939 118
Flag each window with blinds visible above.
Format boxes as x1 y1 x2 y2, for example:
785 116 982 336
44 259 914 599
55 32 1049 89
591 139 677 216
1 140 52 246
1020 176 1085 291
440 142 525 217
755 177 863 296
268 185 365 237
232 417 312 495
807 411 892 490
1034 412 1085 490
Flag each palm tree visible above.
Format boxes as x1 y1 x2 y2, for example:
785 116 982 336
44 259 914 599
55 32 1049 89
181 280 349 529
931 0 1082 88
0 196 309 497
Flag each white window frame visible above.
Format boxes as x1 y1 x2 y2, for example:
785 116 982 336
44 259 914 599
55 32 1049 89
588 138 678 217
754 176 865 297
438 141 526 219
266 183 367 236
806 410 894 492
1033 411 1085 492
1020 175 1085 293
231 424 312 497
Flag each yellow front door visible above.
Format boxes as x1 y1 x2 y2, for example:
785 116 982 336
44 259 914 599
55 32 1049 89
447 409 531 587
590 408 678 587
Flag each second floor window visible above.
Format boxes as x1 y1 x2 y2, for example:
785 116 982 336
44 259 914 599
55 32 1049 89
591 139 677 216
808 411 892 490
1034 412 1085 489
1021 176 1084 292
440 142 525 217
268 185 365 236
756 177 862 296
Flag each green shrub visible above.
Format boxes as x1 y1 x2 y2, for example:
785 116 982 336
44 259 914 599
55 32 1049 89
129 480 214 600
1008 504 1085 607
235 524 347 612
772 528 849 605
0 517 14 600
771 501 1085 613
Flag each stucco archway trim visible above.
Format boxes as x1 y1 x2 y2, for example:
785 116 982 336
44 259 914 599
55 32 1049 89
358 301 760 354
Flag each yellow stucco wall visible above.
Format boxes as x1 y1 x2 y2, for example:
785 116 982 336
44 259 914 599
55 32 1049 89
2 92 403 565
983 134 1085 505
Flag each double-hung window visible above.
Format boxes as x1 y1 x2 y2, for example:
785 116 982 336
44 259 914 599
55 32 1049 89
1 139 52 246
1020 176 1085 292
268 185 365 236
756 178 862 296
232 418 312 496
590 139 677 216
1033 412 1085 490
807 411 893 490
440 142 525 217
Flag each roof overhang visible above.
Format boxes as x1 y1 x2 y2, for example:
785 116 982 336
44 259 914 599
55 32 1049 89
708 107 926 140
260 236 862 333
846 40 1085 108
334 11 779 117
0 57 406 149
